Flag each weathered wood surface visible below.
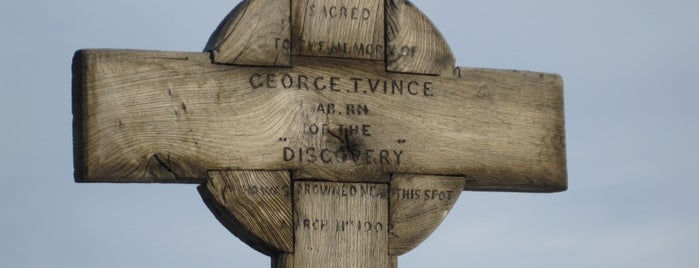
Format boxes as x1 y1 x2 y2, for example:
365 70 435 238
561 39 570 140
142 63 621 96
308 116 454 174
73 0 567 267
205 0 455 74
198 170 293 255
293 181 389 267
205 0 291 66
72 49 566 192
272 253 294 268
386 0 455 75
291 0 384 60
389 174 464 256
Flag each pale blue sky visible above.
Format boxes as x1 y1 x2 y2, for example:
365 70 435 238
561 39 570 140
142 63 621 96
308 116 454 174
1 0 698 267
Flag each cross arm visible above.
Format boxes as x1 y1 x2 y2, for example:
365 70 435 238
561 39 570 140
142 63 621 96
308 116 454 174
72 49 566 192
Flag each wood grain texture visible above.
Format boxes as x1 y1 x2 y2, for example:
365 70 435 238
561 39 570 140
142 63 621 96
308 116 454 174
72 49 566 192
291 0 384 60
205 0 291 66
73 1 568 267
204 0 455 75
272 253 294 268
388 174 464 256
294 181 389 268
385 0 455 75
198 170 293 255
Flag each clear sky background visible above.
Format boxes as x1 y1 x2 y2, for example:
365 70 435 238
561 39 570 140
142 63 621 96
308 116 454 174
1 0 697 267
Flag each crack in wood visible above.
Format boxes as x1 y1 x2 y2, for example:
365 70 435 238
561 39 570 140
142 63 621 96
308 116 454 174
146 153 179 180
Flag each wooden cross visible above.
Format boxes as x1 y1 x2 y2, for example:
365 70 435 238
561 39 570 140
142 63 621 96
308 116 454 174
72 0 567 267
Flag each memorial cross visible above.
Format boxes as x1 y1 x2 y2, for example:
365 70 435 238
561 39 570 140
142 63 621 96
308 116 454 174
72 0 567 267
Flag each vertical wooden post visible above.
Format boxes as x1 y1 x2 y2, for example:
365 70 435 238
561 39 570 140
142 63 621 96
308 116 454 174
293 181 389 267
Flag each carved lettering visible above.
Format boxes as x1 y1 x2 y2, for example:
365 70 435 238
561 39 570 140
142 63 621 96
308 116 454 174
306 123 371 137
298 218 330 231
273 37 292 49
314 103 369 116
345 104 369 116
391 188 455 201
388 44 419 58
249 73 263 89
283 147 402 166
316 103 336 115
296 218 386 233
241 185 291 197
295 39 383 57
296 182 386 199
276 37 388 57
308 4 372 21
249 72 436 97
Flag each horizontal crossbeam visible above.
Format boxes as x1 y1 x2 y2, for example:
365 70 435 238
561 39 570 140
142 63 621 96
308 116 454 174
73 49 566 192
